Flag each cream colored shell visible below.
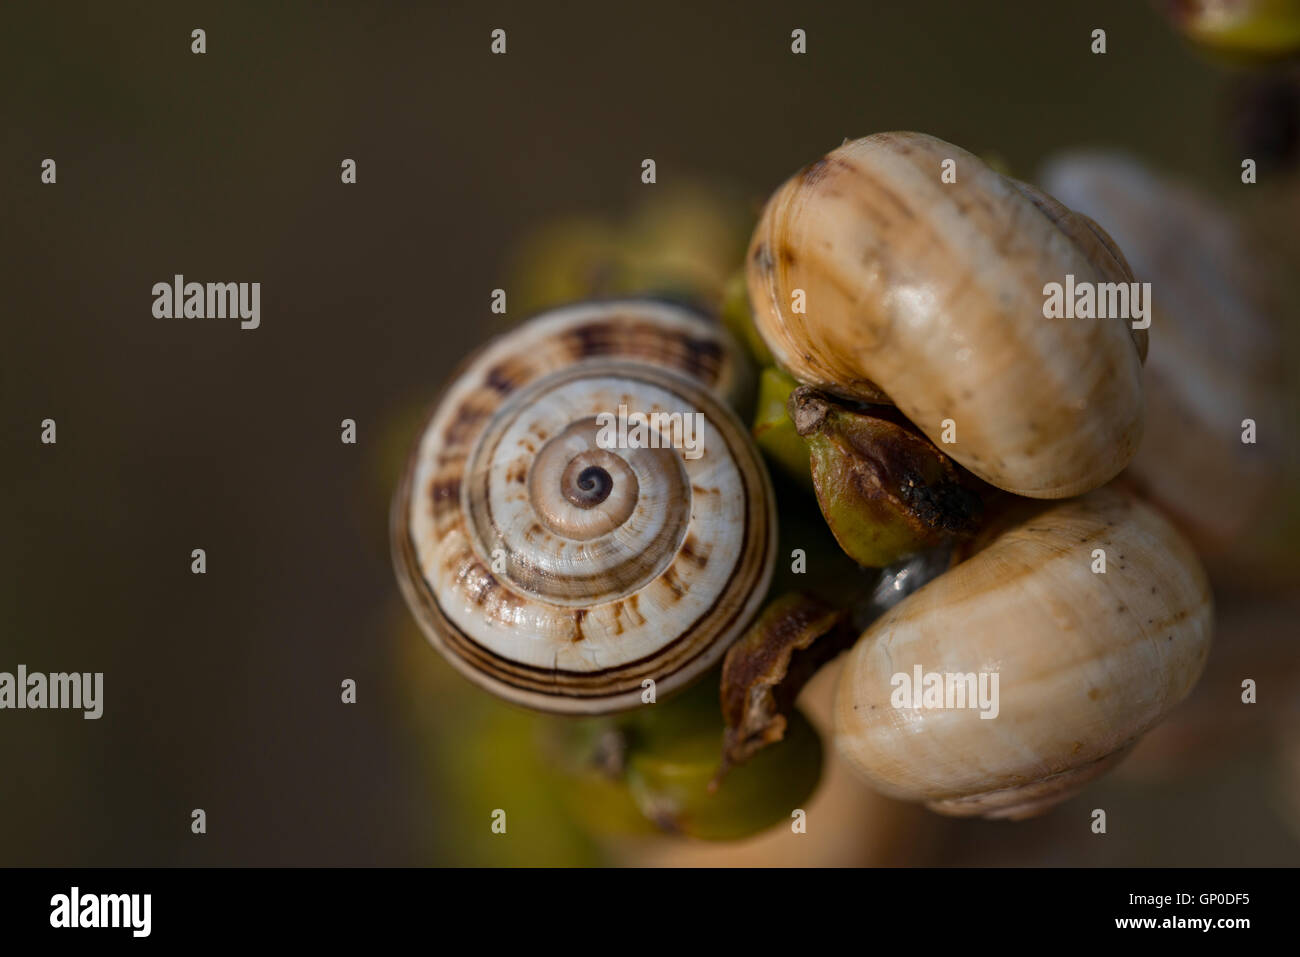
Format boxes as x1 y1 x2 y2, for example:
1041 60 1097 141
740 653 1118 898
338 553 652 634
747 131 1146 499
1041 152 1286 563
833 486 1213 820
391 300 775 714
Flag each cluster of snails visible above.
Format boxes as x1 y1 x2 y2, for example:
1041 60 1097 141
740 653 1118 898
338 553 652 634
393 131 1218 826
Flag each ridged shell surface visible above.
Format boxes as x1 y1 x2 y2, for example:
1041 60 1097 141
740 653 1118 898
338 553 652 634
747 131 1146 499
1041 152 1286 555
392 300 775 714
833 486 1212 819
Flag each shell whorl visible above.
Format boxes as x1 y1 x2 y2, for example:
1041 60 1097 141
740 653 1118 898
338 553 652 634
391 300 775 714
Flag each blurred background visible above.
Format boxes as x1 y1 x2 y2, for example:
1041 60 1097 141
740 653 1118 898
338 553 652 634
2 0 1298 865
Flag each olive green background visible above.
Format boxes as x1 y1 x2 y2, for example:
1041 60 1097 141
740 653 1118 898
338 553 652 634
2 0 1297 865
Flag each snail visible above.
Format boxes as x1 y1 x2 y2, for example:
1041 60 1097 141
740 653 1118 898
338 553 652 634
394 134 1222 833
1039 152 1293 589
832 485 1213 820
391 299 776 715
746 131 1147 500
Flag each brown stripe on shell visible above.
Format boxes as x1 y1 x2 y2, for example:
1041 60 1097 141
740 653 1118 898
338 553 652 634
561 318 727 390
422 467 770 698
465 371 694 606
484 358 533 395
679 535 710 568
389 300 775 713
800 157 831 186
427 416 767 696
452 462 769 696
746 132 1145 499
441 405 493 449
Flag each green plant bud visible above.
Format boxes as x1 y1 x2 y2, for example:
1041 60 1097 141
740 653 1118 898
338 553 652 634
624 678 823 841
541 718 659 838
766 491 879 605
1160 0 1300 60
544 674 822 842
751 366 814 492
791 387 984 567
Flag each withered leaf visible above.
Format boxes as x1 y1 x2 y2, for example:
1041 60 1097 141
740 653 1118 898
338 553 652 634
717 592 855 780
788 386 985 567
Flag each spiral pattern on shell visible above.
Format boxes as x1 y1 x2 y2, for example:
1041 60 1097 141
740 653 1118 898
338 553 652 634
391 300 776 714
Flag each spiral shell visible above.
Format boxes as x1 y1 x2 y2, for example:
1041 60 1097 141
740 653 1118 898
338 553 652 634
747 131 1146 500
833 485 1213 820
391 300 776 714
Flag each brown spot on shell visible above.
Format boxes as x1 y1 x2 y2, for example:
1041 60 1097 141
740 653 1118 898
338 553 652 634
442 405 491 448
679 536 710 568
677 334 724 384
429 476 462 505
625 593 646 627
560 320 724 387
566 321 614 360
484 361 528 395
661 567 686 601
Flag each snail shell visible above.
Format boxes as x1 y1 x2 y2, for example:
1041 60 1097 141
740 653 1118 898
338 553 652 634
391 300 776 714
833 485 1213 820
747 131 1146 499
1040 153 1289 575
